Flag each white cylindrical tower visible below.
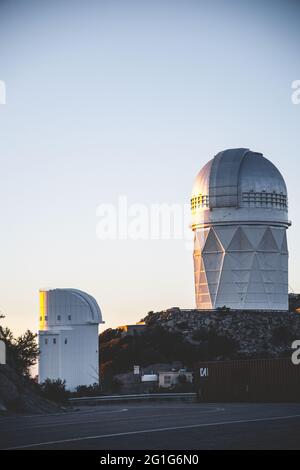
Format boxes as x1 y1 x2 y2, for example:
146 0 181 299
38 288 104 390
191 148 290 311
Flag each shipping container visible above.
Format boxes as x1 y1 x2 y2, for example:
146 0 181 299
194 358 300 402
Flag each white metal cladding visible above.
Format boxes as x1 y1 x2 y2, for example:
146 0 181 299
193 225 288 310
0 340 6 364
209 148 249 208
191 149 290 311
39 326 99 390
38 289 103 390
46 288 102 326
191 148 288 227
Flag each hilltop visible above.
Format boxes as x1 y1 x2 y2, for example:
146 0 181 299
144 308 300 358
100 308 300 390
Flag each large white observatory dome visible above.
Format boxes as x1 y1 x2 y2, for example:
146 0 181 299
191 148 290 311
191 148 288 227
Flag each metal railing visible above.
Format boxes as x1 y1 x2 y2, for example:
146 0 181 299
69 392 197 404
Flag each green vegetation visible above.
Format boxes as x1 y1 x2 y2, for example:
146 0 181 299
216 305 231 313
0 318 39 377
100 324 238 385
271 326 294 346
192 327 238 358
39 378 70 404
0 315 63 412
72 383 103 397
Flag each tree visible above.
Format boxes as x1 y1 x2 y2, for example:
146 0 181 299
111 377 122 393
271 326 294 347
0 323 39 376
100 328 122 343
99 324 197 387
39 379 70 404
73 383 103 397
14 330 39 375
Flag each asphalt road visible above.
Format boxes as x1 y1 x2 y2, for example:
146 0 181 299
1 402 300 450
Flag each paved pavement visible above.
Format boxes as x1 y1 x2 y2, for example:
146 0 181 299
1 402 300 450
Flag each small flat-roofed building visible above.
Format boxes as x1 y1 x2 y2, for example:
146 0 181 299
158 370 193 388
117 322 146 337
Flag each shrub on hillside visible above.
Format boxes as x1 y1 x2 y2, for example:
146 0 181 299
100 325 196 378
39 379 70 404
271 326 294 346
100 324 239 386
0 325 39 377
192 327 238 359
100 328 122 343
73 383 103 397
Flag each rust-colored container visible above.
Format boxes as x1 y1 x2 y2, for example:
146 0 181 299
194 358 300 402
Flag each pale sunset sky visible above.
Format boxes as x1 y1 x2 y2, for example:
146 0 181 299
0 0 299 336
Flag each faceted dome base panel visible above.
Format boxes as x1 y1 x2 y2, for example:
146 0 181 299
193 225 288 310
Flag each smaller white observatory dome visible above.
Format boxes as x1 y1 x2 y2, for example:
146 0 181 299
38 288 103 390
39 288 102 330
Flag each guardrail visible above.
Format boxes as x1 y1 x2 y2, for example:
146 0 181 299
69 392 197 405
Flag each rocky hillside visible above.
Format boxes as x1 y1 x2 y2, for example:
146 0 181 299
144 308 300 358
0 365 60 414
100 308 300 393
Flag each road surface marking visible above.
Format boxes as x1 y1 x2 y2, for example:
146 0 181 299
0 408 129 432
5 413 300 449
0 407 220 433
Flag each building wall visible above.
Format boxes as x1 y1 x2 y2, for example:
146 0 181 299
0 340 6 365
158 372 193 388
39 332 60 381
39 325 99 390
194 224 288 310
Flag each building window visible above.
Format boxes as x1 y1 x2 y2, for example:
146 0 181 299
57 315 61 321
191 194 210 211
53 338 56 344
64 338 67 345
68 315 71 321
39 316 42 322
45 316 48 321
242 191 287 209
164 375 172 385
45 338 48 345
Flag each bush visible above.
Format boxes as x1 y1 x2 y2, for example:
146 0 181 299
192 327 238 359
170 381 194 393
39 378 70 404
100 325 196 375
111 377 123 393
198 331 238 359
216 305 231 313
100 323 239 389
73 383 103 397
100 328 122 343
271 326 294 346
177 321 188 330
192 327 208 341
0 326 39 377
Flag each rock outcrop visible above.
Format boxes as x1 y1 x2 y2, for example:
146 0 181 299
144 308 300 358
0 365 60 414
